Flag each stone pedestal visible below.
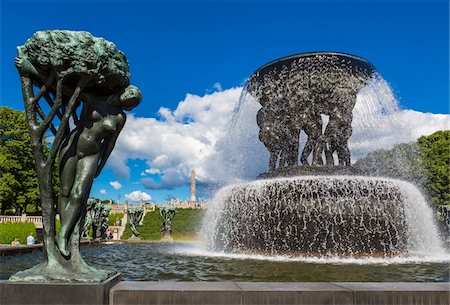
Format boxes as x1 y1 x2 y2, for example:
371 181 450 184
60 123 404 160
0 273 121 305
127 235 141 242
160 231 174 242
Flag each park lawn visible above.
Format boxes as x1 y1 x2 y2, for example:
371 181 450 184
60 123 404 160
0 222 36 245
121 208 205 241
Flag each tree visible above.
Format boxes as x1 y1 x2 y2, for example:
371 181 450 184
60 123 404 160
417 131 450 206
355 130 449 207
354 142 427 187
0 107 59 215
0 107 40 214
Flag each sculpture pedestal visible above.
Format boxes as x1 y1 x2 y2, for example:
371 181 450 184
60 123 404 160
160 231 174 242
127 235 141 242
0 273 121 305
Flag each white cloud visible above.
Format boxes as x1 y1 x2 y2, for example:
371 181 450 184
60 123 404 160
350 110 450 160
106 81 449 190
108 87 241 188
213 82 223 91
145 168 160 175
109 181 122 190
125 190 152 202
100 189 107 195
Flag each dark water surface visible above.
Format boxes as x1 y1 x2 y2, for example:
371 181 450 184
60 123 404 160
1 243 448 282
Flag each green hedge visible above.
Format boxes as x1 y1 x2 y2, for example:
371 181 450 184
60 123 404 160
56 218 60 233
171 208 204 240
121 209 160 240
0 222 36 244
121 208 204 241
108 212 124 226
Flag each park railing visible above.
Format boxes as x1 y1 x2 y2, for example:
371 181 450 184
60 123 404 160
0 214 43 229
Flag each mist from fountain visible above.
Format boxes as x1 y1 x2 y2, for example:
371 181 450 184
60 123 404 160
198 72 449 263
211 74 401 183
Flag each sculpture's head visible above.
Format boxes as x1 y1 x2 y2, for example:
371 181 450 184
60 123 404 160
117 85 142 111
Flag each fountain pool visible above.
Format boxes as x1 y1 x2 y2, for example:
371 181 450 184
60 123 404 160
1 243 449 282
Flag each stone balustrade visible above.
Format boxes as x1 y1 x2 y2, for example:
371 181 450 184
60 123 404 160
0 214 43 229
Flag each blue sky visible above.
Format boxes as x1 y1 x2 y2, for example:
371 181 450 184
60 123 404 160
1 0 449 203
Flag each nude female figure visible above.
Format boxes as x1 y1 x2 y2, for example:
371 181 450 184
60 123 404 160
15 54 142 257
55 85 141 256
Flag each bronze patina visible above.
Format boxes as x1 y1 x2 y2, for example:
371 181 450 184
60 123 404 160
11 30 142 282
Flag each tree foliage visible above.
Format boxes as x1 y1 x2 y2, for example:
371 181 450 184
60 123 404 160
0 106 59 214
0 107 39 214
355 130 449 207
417 131 450 206
121 208 204 240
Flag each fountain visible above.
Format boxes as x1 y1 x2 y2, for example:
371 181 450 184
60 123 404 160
204 52 445 258
1 51 449 303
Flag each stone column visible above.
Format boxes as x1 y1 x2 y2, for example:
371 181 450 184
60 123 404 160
190 168 196 202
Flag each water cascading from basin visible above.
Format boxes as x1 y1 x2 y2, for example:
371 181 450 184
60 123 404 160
202 52 446 258
203 176 445 257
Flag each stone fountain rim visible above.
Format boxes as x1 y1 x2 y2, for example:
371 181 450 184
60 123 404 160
249 51 376 79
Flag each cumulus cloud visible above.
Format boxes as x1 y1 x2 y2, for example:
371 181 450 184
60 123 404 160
125 190 152 202
109 181 122 190
108 87 241 188
107 80 449 190
144 168 160 175
100 189 107 195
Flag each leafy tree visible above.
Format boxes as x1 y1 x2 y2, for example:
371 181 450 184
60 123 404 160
355 130 449 207
0 107 58 214
0 107 39 214
417 131 450 206
354 142 427 187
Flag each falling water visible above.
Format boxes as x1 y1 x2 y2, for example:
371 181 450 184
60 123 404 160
201 54 448 261
212 74 402 182
201 176 447 259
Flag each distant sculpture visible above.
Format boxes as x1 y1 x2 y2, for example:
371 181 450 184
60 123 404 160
81 199 111 239
248 52 375 176
127 206 144 238
11 30 141 282
81 198 97 239
160 206 177 241
91 203 112 239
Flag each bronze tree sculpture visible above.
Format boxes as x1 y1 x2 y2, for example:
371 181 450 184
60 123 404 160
160 206 177 240
127 206 144 238
81 198 97 239
11 30 142 282
91 202 112 240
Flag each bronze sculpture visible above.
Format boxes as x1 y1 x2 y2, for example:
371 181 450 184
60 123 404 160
127 206 144 238
11 30 141 282
248 52 375 176
81 198 96 239
91 202 112 240
160 206 177 241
